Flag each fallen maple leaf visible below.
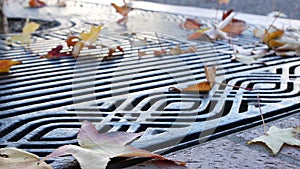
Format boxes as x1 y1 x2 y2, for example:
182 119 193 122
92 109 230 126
40 45 71 59
169 65 216 92
6 19 40 45
248 126 300 155
65 35 80 48
0 147 52 169
0 60 22 73
44 121 185 169
29 0 47 8
180 18 202 30
80 25 102 45
111 0 133 25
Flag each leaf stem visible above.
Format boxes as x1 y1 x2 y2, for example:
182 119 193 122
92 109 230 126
257 92 268 135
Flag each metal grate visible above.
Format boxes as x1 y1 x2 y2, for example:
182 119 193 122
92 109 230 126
1 1 300 168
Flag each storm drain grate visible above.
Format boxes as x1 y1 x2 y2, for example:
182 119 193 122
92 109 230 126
1 1 300 168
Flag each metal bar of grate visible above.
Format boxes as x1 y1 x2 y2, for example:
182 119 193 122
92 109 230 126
1 1 300 168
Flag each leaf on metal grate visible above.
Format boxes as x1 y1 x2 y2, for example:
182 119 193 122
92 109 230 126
248 126 300 155
44 120 185 169
40 45 72 59
169 65 216 92
0 60 22 73
0 147 52 169
169 45 197 55
6 19 40 45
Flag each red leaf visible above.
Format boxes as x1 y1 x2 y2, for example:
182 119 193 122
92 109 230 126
40 45 71 59
222 9 247 35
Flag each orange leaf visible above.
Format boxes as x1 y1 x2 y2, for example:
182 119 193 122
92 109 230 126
219 0 230 5
182 81 212 92
263 29 284 44
29 0 46 8
0 60 22 73
170 65 216 92
65 35 80 48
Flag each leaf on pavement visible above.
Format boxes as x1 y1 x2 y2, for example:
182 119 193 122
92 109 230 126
111 0 133 25
45 121 185 169
0 60 22 73
6 19 40 45
248 126 300 155
40 45 71 59
125 159 188 169
218 0 230 5
29 0 47 8
0 147 52 169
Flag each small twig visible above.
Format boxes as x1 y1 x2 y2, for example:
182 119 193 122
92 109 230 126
257 92 268 135
213 81 253 91
155 32 163 51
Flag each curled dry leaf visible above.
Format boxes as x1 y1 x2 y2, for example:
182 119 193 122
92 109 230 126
188 12 237 41
111 0 133 25
221 9 247 35
248 126 300 155
29 0 47 8
40 45 71 59
45 120 185 169
169 65 216 92
138 50 147 58
66 25 102 57
6 19 40 45
130 38 147 47
228 45 270 65
169 45 197 55
0 60 22 73
180 18 202 30
153 49 167 56
0 147 52 169
104 46 125 60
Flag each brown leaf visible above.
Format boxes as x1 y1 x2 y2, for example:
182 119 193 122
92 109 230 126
180 18 202 30
153 49 167 56
111 1 133 25
45 121 185 169
222 10 247 35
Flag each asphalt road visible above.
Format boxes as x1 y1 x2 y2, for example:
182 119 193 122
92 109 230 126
135 0 300 19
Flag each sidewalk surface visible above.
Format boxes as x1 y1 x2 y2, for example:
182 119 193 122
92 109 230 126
2 0 300 169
